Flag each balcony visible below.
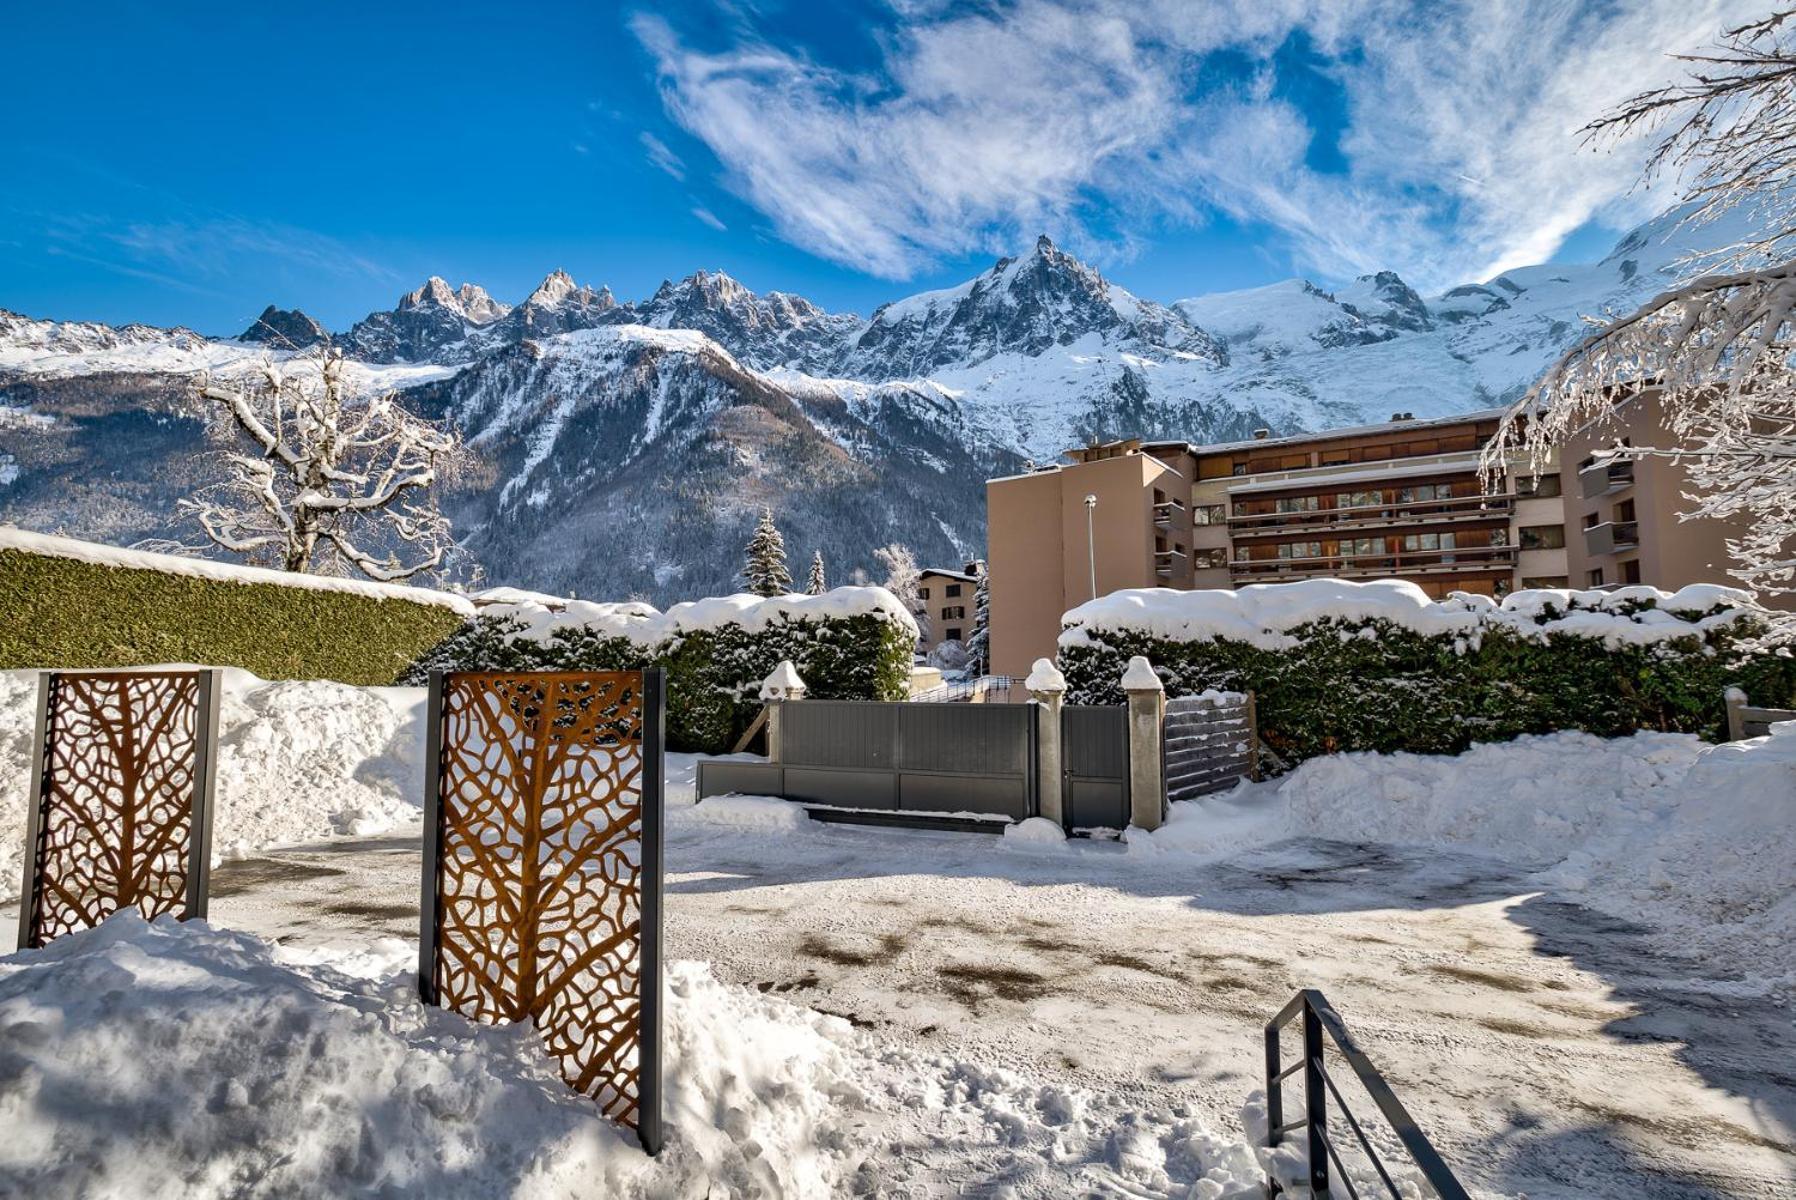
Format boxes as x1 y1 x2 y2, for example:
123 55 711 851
1228 493 1513 536
1152 498 1187 529
1583 520 1640 557
1154 548 1187 580
1228 544 1517 581
1578 459 1635 498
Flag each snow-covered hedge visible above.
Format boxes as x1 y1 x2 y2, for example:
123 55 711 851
404 588 918 753
1058 579 1796 766
0 530 471 686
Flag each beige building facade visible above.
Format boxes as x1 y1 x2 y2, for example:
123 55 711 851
917 563 981 655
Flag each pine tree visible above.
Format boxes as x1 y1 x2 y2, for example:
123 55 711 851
742 507 792 597
965 561 990 675
806 550 828 594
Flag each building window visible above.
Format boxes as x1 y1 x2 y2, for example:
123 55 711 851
942 605 966 620
1275 494 1321 513
1276 541 1324 560
1195 548 1229 568
1521 576 1569 589
918 586 930 600
1232 462 1248 476
1337 489 1384 509
1615 499 1636 523
1519 524 1565 550
945 583 962 597
1516 473 1562 498
1582 512 1600 529
1400 532 1456 551
1193 504 1225 526
1587 568 1605 587
1620 559 1642 585
945 627 962 642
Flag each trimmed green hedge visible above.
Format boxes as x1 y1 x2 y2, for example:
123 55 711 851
1060 603 1796 768
404 611 914 753
0 549 468 685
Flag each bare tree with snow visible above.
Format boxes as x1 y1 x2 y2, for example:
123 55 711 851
873 542 929 647
187 349 466 581
1485 13 1796 624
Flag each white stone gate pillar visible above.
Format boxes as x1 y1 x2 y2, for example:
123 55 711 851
1026 657 1066 825
1123 656 1165 831
759 660 807 761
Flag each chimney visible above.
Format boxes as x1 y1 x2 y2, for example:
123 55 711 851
1252 428 1271 440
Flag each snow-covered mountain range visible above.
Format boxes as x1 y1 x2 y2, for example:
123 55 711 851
0 205 1728 601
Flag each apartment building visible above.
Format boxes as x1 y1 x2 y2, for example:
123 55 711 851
917 562 981 654
985 410 1570 677
1560 389 1760 593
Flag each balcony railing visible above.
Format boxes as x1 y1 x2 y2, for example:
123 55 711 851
1154 548 1188 579
1583 520 1640 557
1578 459 1635 498
1229 544 1516 580
1228 493 1513 536
1153 499 1187 529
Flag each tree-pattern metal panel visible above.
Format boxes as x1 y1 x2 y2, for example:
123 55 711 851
17 670 219 950
420 670 664 1153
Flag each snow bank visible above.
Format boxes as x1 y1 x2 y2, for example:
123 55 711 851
481 585 918 647
1060 578 1756 651
678 795 812 831
0 670 426 903
0 916 872 1198
1133 725 1796 993
0 528 475 614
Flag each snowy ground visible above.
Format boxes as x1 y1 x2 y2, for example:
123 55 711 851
2 672 1794 1197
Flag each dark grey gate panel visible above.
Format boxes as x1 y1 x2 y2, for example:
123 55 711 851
783 702 896 768
701 700 1036 823
1062 705 1128 831
1164 692 1256 802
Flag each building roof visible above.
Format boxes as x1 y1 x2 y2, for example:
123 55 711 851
919 567 978 583
1141 406 1510 460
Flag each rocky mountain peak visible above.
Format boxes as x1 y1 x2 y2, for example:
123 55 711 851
238 305 327 349
456 283 508 324
398 276 459 311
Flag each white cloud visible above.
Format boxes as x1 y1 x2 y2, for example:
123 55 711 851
640 131 687 181
691 204 727 231
633 0 1761 290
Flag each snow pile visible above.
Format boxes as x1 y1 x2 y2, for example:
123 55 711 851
481 585 917 647
1060 578 1756 651
0 528 475 614
1002 816 1068 846
0 916 871 1198
0 670 426 903
679 795 812 831
1133 725 1796 992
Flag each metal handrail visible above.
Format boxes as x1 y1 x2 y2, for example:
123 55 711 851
1265 989 1470 1200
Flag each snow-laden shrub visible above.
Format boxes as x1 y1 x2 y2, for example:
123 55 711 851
1058 580 1796 767
0 536 469 686
403 588 917 753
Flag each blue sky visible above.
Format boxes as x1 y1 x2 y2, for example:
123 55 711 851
0 0 1753 334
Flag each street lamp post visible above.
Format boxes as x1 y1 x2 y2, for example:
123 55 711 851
1084 493 1098 601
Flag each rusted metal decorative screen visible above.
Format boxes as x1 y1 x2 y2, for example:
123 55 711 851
16 669 221 950
419 669 664 1154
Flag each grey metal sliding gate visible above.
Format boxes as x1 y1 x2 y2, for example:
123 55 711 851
699 700 1037 820
1061 704 1129 832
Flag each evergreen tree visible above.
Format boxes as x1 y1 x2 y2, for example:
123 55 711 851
742 507 792 596
806 550 828 594
965 561 990 675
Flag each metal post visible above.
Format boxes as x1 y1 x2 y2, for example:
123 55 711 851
184 669 223 921
1304 1004 1329 1197
417 671 447 1006
16 672 54 952
1265 1021 1284 1197
1246 690 1262 782
1084 493 1098 601
638 667 666 1157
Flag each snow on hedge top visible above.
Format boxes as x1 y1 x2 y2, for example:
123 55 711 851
483 585 918 646
0 528 476 614
1059 577 1757 651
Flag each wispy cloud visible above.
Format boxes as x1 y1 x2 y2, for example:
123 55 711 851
640 130 687 181
691 204 727 231
633 1 1757 290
